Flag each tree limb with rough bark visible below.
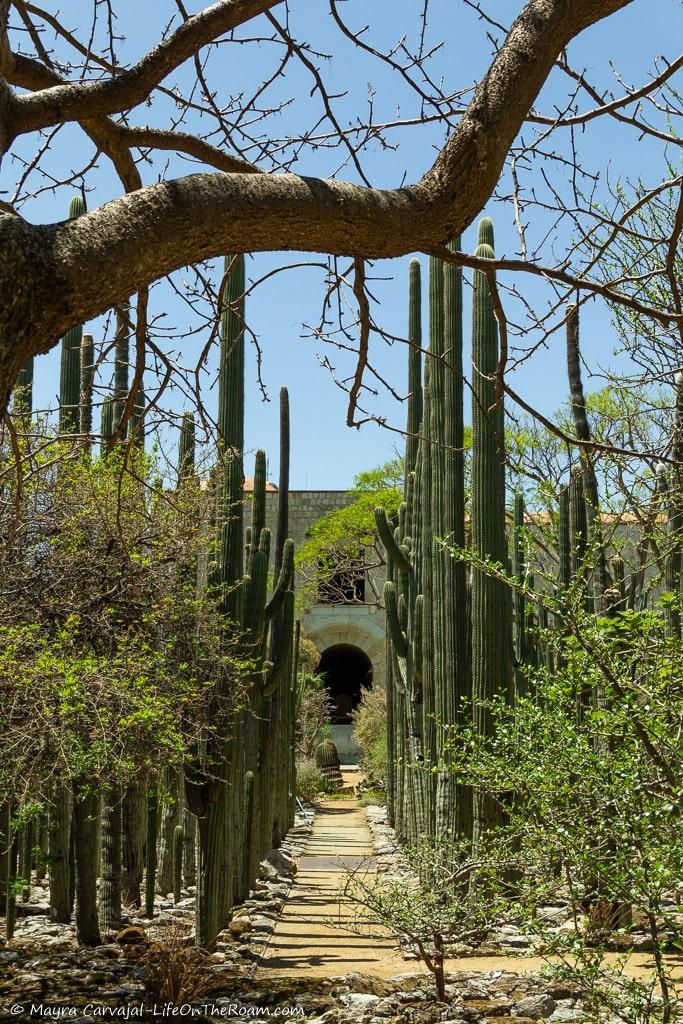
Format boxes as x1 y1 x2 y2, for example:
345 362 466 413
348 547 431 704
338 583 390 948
0 0 635 410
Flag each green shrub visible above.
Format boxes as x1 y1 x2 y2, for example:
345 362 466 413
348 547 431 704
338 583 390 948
358 789 385 807
295 759 335 803
351 686 387 788
295 672 333 759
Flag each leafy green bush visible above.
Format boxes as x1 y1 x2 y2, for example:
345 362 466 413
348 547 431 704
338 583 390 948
351 686 387 789
445 603 683 1024
295 759 335 803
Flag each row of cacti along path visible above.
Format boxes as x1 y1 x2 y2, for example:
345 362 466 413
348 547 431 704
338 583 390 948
376 217 683 857
377 219 513 847
1 199 300 950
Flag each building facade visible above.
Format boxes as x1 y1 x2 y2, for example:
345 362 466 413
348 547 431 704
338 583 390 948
259 488 387 761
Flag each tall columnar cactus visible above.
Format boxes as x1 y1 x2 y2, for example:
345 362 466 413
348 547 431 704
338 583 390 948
156 768 182 897
50 256 87 925
659 372 683 637
405 260 423 480
261 387 292 851
112 303 130 437
377 269 427 841
47 783 70 924
558 484 571 592
100 396 114 453
568 466 588 583
512 490 529 687
471 230 512 846
145 777 158 919
71 784 101 945
5 805 17 940
178 412 196 482
98 785 122 933
315 739 343 789
173 824 184 903
59 197 86 436
188 254 297 949
188 255 246 947
378 240 471 847
436 237 469 840
79 334 95 437
130 385 146 448
241 772 255 895
121 780 145 908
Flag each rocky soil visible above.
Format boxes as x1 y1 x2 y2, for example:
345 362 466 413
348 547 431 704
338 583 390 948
0 813 313 1019
1 802 680 1023
365 804 681 957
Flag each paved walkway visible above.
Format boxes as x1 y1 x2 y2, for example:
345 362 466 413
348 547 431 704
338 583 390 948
260 796 408 977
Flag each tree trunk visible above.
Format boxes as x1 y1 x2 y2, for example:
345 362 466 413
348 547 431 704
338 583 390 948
72 784 101 946
121 780 145 907
182 808 196 887
48 786 71 923
98 785 122 933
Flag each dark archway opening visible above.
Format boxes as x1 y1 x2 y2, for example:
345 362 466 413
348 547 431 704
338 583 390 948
317 643 373 724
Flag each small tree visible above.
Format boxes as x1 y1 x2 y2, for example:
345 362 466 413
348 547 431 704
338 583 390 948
295 460 403 610
343 835 513 1001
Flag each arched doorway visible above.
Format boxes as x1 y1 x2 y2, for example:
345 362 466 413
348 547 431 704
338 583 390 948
305 615 385 763
317 643 373 724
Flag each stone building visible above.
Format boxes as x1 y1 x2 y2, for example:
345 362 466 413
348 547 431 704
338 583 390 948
255 485 386 761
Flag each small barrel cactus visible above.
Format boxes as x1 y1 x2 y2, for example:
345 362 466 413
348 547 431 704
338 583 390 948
315 739 343 790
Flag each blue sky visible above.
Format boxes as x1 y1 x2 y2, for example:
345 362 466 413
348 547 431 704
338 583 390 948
7 0 683 487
